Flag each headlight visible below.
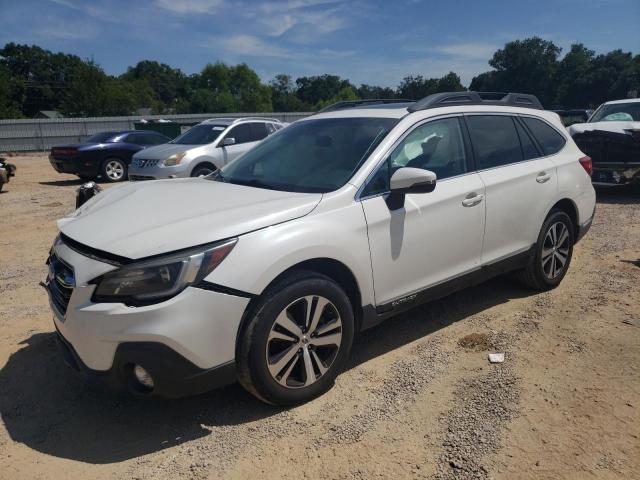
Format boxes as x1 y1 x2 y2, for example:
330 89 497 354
91 238 237 305
163 152 187 166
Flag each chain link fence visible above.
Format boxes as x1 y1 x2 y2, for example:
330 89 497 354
0 112 312 152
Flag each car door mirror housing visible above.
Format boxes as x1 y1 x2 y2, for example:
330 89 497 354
221 137 236 147
390 167 437 194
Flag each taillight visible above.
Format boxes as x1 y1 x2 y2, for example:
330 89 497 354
579 156 592 177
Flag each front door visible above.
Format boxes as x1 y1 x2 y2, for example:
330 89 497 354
360 116 486 306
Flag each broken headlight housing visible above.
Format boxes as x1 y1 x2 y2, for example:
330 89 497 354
91 238 237 305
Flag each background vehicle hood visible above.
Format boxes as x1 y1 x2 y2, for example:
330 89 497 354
569 121 640 137
59 179 322 259
133 143 199 160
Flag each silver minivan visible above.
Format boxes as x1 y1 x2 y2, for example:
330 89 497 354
129 117 285 180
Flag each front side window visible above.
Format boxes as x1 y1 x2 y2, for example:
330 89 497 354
215 117 398 193
466 115 523 169
589 102 640 122
521 117 566 156
388 117 469 180
171 124 227 145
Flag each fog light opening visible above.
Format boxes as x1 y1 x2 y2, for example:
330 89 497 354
133 364 155 391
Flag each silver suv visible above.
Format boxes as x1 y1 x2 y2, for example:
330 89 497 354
129 117 285 180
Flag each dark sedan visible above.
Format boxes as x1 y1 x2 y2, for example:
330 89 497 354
49 131 171 182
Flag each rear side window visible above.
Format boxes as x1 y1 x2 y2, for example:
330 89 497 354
226 124 253 144
521 117 566 156
466 116 522 169
251 122 269 141
514 119 540 160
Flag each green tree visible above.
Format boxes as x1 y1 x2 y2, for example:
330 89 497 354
270 74 306 111
470 37 561 106
121 60 187 111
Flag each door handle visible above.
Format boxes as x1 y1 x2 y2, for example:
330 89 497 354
536 172 551 183
462 193 484 207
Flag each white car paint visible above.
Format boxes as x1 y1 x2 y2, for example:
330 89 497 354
46 98 596 397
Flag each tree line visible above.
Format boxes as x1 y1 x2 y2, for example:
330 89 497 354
0 37 638 119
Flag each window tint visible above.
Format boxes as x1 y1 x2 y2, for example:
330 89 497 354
226 124 253 144
145 133 168 145
218 117 397 193
521 117 566 156
125 134 146 145
251 122 269 141
388 117 468 180
361 158 390 197
514 119 540 160
466 115 522 169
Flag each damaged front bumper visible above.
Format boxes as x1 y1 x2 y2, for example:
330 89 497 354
592 163 640 186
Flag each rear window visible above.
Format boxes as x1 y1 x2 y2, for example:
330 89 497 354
466 116 523 169
521 117 566 156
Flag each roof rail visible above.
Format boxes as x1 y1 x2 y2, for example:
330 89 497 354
232 116 282 123
317 99 414 114
407 91 544 112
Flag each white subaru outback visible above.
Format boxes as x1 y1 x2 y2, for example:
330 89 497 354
45 92 596 405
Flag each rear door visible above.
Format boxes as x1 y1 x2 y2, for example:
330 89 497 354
220 122 268 164
465 114 557 265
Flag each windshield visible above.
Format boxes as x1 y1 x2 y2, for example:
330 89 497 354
171 124 227 145
86 132 117 143
589 102 640 122
213 117 398 193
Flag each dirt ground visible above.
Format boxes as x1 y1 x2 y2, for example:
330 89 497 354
0 154 638 480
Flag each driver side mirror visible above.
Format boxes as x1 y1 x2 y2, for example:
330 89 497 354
390 167 437 194
387 167 436 209
221 137 236 147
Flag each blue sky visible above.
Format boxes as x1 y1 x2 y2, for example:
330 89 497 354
1 0 639 87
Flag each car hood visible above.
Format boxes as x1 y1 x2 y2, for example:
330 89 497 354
58 179 322 259
568 121 640 137
133 143 199 160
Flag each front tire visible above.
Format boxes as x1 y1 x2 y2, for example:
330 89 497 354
518 209 574 290
191 164 216 178
100 158 127 182
237 271 354 406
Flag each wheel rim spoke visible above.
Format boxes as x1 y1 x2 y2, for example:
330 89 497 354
542 221 571 279
310 349 328 375
307 296 329 335
314 319 340 336
274 310 302 337
268 329 297 343
302 348 316 386
557 227 568 247
268 344 299 378
310 332 341 347
277 353 300 386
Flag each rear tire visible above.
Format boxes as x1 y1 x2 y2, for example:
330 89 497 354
237 270 354 406
518 209 574 290
100 158 127 182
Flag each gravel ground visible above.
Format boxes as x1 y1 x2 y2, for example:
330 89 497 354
0 155 638 480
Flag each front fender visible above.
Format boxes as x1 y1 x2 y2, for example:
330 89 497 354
203 202 375 307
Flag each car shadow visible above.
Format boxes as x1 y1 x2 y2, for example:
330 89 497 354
0 275 534 464
39 179 86 187
595 184 639 205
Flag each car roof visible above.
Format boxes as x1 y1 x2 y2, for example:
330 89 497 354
603 98 640 105
200 117 282 126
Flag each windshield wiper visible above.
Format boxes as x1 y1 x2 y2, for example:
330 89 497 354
228 178 281 191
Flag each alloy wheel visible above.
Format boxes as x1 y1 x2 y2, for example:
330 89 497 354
541 221 570 279
105 160 124 181
265 295 342 389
